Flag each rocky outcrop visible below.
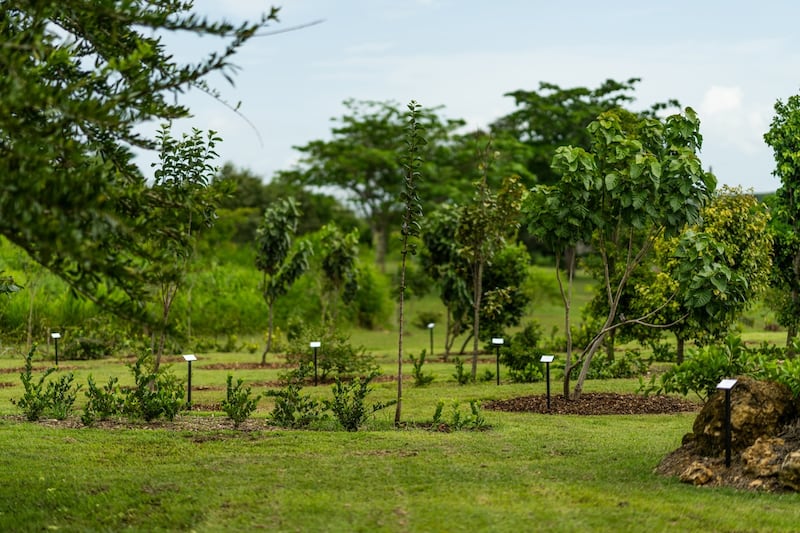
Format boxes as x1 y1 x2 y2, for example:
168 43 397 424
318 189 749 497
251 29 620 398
690 376 796 456
658 377 800 492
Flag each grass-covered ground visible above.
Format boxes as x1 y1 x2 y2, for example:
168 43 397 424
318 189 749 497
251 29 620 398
2 336 800 532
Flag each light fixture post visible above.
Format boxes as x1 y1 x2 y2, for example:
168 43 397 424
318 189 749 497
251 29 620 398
491 338 504 385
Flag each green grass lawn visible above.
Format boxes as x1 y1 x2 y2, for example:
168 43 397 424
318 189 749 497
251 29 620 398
2 343 800 532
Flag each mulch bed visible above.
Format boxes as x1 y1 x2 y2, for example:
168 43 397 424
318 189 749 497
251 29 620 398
484 392 701 415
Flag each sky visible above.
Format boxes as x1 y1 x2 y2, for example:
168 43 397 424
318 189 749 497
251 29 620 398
154 0 800 193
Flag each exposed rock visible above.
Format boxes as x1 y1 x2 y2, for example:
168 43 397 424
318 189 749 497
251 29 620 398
742 436 786 477
779 451 800 491
691 376 796 456
680 461 715 486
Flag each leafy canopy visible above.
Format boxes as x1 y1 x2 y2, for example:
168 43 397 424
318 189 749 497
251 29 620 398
0 1 278 320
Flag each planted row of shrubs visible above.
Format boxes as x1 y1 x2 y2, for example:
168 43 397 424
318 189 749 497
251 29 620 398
11 350 488 432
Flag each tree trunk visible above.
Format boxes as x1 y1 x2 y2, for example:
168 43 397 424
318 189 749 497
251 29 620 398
471 260 484 380
262 298 274 365
559 248 575 400
605 328 616 361
572 332 607 399
395 252 408 426
444 307 452 361
676 335 686 365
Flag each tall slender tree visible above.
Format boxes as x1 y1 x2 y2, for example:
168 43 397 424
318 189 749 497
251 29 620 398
147 125 223 370
764 94 800 350
255 199 311 364
457 156 526 380
395 101 426 426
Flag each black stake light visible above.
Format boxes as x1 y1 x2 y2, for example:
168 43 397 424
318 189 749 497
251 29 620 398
310 341 321 386
491 338 504 385
183 354 197 408
717 378 738 467
540 355 555 411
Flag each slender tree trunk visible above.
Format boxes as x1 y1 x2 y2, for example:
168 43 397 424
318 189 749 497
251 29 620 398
572 331 609 399
676 335 686 364
471 259 484 380
459 332 473 355
444 307 452 361
262 298 274 365
395 251 408 426
155 282 177 372
606 329 616 361
26 282 36 352
558 248 575 399
788 286 799 358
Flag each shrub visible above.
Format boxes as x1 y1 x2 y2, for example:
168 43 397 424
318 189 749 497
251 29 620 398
11 346 54 421
122 353 185 421
265 383 325 429
410 350 434 387
585 350 648 380
431 400 487 431
62 336 112 360
82 376 124 426
500 321 545 383
221 375 260 428
452 358 471 385
639 334 759 401
286 322 377 381
324 372 395 431
45 373 81 420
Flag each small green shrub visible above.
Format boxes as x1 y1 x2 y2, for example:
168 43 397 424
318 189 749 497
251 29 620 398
410 350 434 387
648 341 675 363
82 375 124 426
265 383 325 429
324 372 395 432
62 337 112 360
500 321 545 383
586 350 648 380
221 375 260 428
414 311 441 331
286 323 377 380
45 373 81 420
639 335 759 401
452 358 471 385
11 346 54 421
431 400 487 431
123 353 185 421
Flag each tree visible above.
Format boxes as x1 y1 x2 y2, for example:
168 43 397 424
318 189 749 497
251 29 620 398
764 94 800 349
255 199 311 363
491 78 679 186
319 224 360 327
625 187 772 363
279 99 463 270
0 1 278 322
147 125 224 369
395 101 426 426
456 154 526 380
666 187 772 356
525 108 715 399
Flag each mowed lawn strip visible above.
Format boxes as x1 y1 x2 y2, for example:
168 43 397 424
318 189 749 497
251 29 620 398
2 411 800 532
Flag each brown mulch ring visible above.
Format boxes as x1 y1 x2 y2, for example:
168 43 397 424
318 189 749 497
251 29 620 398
484 392 701 415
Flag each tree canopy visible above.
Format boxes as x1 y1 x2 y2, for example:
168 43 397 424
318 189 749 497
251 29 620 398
278 99 464 269
0 1 277 320
491 78 680 186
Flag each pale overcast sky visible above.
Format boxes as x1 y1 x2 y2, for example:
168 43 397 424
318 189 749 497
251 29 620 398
154 0 800 193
